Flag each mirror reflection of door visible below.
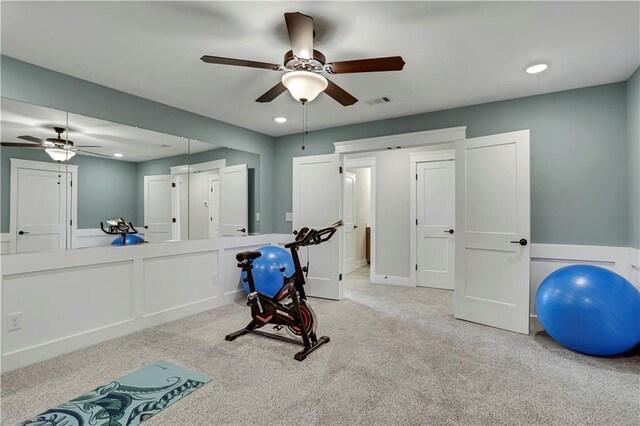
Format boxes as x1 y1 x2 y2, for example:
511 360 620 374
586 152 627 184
143 175 173 242
14 164 72 253
208 176 220 239
219 164 248 236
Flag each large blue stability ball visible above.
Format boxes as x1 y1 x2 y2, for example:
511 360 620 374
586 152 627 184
535 265 640 356
241 245 294 297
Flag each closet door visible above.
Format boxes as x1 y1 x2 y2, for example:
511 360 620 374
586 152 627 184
416 160 455 289
143 175 173 242
219 164 248 236
15 168 69 253
454 130 530 334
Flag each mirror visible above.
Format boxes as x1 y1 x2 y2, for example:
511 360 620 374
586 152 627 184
1 98 261 255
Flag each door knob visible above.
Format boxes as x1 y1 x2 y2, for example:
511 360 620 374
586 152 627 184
510 238 528 246
237 228 246 233
444 229 454 234
354 225 359 229
18 231 29 235
144 225 149 229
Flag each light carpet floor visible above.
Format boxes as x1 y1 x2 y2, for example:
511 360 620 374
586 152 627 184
1 266 639 425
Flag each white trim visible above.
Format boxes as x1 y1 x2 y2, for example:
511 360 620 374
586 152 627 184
409 149 456 287
334 126 467 154
344 156 377 169
169 159 227 175
370 274 415 287
1 233 11 255
9 158 78 253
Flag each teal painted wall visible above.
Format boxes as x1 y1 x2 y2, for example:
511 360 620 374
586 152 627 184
0 56 276 233
627 67 640 249
274 83 630 247
1 147 138 231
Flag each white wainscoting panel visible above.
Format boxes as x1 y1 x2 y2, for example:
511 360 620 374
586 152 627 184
1 234 292 372
2 261 134 356
628 247 640 288
143 251 219 316
74 228 124 248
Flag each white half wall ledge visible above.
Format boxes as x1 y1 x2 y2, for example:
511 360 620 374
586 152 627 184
334 126 467 154
0 233 292 373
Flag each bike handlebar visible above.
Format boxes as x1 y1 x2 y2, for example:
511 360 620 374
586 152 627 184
285 220 343 249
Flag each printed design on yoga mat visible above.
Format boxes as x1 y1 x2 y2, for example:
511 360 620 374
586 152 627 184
22 361 212 426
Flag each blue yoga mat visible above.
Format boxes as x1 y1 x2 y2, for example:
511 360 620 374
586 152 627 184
22 361 212 426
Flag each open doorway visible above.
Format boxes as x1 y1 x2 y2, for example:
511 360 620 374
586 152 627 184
343 161 374 280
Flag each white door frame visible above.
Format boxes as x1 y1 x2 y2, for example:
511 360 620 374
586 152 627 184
9 158 78 253
410 149 455 287
342 156 377 283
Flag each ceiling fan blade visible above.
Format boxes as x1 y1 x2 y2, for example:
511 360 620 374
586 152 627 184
324 78 358 106
284 12 314 60
76 149 112 158
1 142 43 147
326 56 406 74
17 135 44 143
200 55 281 71
255 81 288 103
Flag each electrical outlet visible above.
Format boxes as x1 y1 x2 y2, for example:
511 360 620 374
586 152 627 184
256 212 260 222
285 212 293 222
211 273 218 284
7 313 22 331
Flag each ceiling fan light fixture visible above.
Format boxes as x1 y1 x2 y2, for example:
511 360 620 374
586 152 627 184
281 71 328 103
45 147 76 162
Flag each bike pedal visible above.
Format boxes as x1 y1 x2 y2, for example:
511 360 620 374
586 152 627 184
273 325 283 331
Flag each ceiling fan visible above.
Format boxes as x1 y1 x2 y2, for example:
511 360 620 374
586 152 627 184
1 126 109 161
200 12 405 106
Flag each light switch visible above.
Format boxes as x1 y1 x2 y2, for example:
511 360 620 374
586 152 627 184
285 212 293 222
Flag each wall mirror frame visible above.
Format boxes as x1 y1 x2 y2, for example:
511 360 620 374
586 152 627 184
1 97 261 255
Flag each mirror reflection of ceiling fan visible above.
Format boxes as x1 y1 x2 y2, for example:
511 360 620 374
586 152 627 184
1 126 109 161
201 12 405 106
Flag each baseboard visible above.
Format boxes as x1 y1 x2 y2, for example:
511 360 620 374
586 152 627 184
371 274 414 287
2 294 230 373
354 259 368 269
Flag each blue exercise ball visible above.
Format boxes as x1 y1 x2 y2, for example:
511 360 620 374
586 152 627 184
241 246 294 297
111 234 145 245
535 265 640 356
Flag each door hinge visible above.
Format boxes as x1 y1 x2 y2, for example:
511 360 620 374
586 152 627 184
416 219 418 226
415 264 418 271
172 218 176 223
70 219 73 226
171 182 176 188
70 180 73 187
339 166 343 174
416 173 418 180
339 273 343 281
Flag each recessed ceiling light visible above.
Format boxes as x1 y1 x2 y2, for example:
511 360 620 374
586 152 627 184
525 62 548 74
113 152 124 158
274 117 287 123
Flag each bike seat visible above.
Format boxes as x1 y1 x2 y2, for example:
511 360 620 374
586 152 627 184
236 251 262 262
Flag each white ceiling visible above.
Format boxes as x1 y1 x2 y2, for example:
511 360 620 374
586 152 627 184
1 1 638 137
1 98 220 162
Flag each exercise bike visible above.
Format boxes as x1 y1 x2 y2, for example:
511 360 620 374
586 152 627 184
100 218 144 245
226 220 343 361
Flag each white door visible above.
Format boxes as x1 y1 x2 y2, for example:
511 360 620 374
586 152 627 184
144 175 173 242
188 172 210 240
454 130 531 334
343 171 357 274
220 164 248 236
209 175 220 238
293 153 342 300
173 174 189 240
15 168 69 253
417 160 455 289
